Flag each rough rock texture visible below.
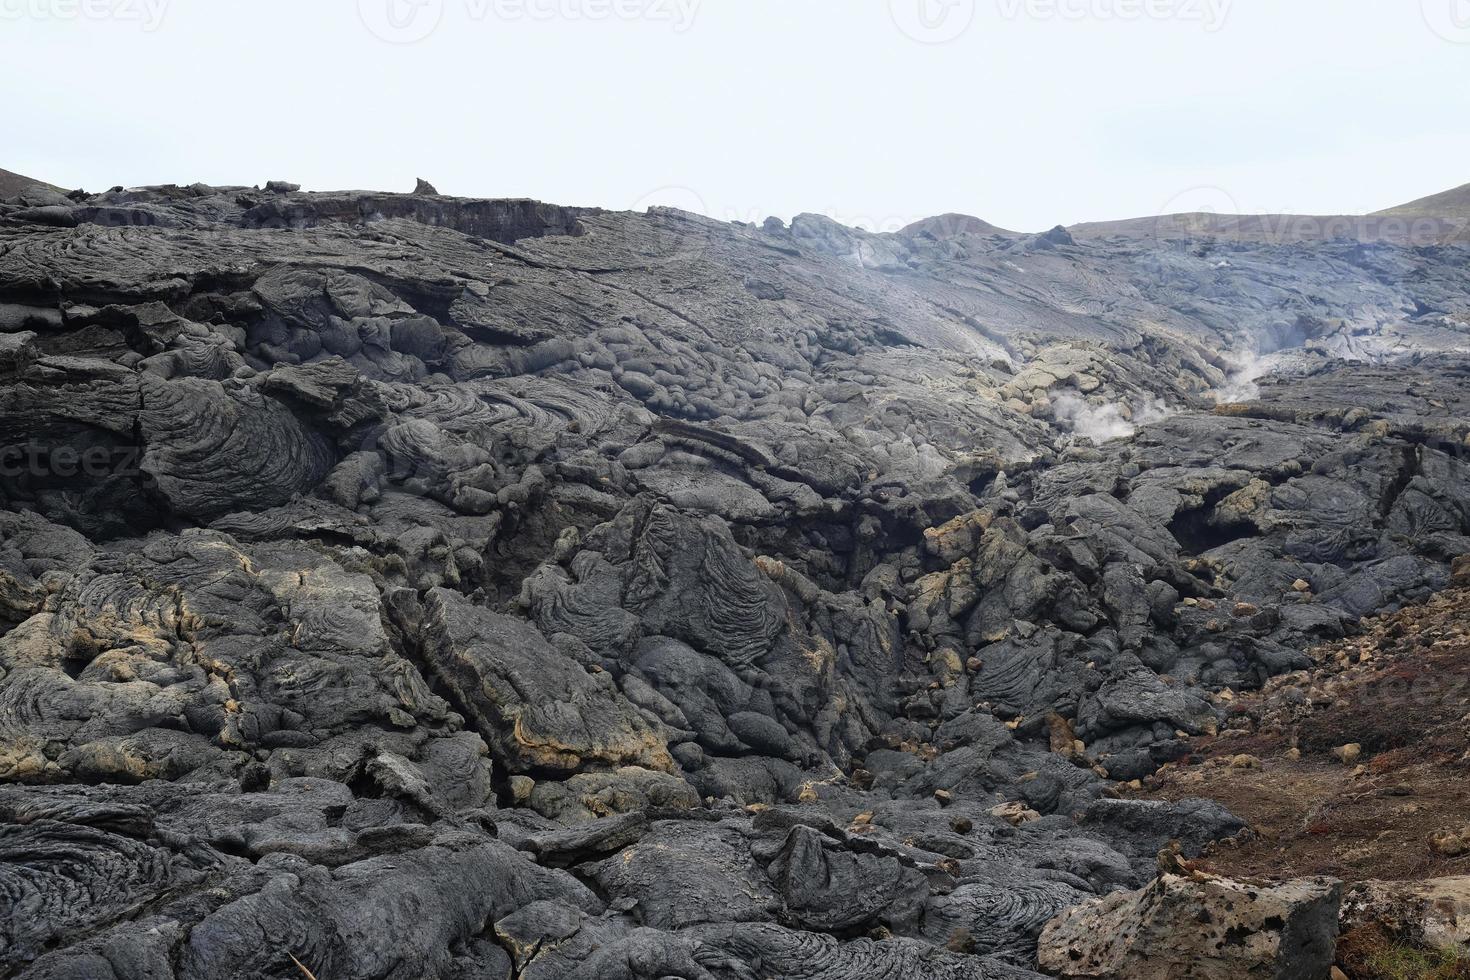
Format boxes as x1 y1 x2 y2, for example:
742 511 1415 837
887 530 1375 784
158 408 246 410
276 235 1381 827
1 178 1469 977
1341 878 1470 954
1037 873 1343 979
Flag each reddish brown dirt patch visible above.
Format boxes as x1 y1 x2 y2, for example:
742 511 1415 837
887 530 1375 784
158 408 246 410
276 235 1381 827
1137 588 1470 884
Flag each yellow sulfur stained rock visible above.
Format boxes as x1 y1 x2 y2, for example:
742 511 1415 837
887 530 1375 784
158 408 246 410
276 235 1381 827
989 801 1041 826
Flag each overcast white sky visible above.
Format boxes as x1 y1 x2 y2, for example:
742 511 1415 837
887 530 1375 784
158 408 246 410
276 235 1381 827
5 0 1469 231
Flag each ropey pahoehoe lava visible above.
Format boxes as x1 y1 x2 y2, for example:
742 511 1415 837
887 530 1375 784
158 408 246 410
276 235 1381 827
1 176 1469 979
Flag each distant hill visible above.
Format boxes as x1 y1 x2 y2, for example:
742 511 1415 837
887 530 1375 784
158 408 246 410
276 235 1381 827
1068 210 1466 246
898 213 1017 238
1068 180 1470 246
1375 181 1470 223
0 168 65 199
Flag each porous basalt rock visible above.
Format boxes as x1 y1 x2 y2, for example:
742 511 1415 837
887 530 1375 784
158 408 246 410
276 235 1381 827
1340 877 1470 954
1037 873 1343 979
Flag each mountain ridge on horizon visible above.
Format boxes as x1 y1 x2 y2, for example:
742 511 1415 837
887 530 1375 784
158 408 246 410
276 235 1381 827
6 165 1468 246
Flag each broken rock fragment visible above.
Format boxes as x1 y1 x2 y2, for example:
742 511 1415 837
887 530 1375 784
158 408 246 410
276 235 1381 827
1038 873 1342 979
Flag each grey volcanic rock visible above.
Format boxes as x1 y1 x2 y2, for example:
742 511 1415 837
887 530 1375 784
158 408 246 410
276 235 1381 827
0 180 1468 976
422 586 674 775
1037 873 1342 979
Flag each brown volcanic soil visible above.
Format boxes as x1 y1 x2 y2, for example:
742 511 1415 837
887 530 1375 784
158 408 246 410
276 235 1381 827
1136 585 1470 884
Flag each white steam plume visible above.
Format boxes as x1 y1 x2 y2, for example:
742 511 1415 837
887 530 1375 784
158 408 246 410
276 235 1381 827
1052 394 1174 444
1213 352 1270 404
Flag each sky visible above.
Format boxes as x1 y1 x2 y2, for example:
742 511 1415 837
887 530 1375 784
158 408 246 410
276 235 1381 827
4 0 1469 232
